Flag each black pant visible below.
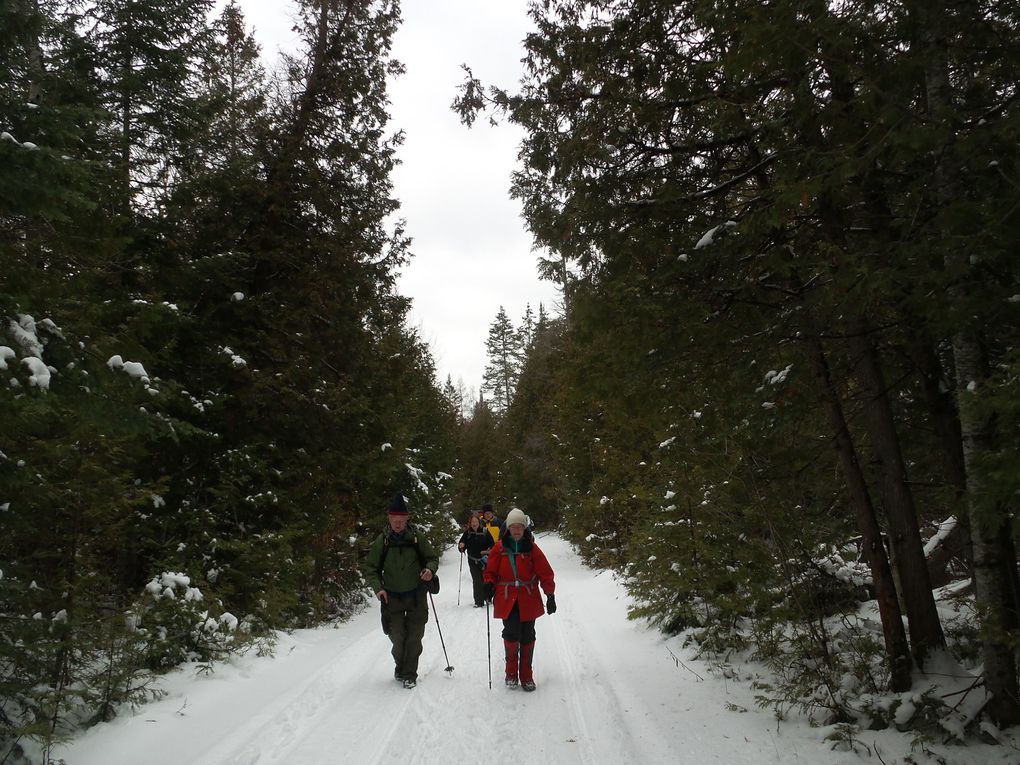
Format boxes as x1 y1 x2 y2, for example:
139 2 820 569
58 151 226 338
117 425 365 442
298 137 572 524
501 602 536 644
468 558 486 606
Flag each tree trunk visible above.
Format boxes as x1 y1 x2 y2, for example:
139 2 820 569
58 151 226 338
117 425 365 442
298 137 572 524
849 320 946 666
22 0 44 104
120 45 133 216
904 334 968 494
908 0 1020 724
803 333 912 691
902 330 973 585
949 326 1020 723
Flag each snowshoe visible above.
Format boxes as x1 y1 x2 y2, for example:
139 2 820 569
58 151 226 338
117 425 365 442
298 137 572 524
505 676 519 689
402 678 417 689
521 680 536 692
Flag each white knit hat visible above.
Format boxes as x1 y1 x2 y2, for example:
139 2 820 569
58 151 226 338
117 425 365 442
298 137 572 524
505 508 529 527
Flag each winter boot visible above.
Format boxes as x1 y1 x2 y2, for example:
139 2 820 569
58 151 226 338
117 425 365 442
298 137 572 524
504 639 520 688
520 641 536 692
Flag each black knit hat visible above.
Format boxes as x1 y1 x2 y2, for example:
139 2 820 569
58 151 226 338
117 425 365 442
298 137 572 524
482 503 493 515
388 492 409 515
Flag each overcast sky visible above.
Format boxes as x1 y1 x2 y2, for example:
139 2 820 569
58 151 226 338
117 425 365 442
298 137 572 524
232 0 561 395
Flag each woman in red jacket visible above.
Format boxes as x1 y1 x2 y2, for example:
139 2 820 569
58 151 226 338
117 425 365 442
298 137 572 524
483 508 556 691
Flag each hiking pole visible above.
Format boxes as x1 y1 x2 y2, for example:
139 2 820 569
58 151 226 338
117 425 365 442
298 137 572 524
457 552 463 606
485 597 492 689
428 591 454 674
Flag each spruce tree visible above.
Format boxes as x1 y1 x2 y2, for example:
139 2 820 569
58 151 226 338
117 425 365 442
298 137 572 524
89 0 215 213
481 306 522 414
2 1 460 752
455 0 1020 712
503 316 566 527
453 397 505 511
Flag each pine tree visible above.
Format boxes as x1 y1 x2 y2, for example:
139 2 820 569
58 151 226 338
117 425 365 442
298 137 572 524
1 0 183 730
518 303 535 351
197 1 267 170
905 0 1020 723
2 1 461 752
455 0 1020 710
503 316 566 527
441 374 464 425
481 306 522 414
453 396 505 511
89 0 215 213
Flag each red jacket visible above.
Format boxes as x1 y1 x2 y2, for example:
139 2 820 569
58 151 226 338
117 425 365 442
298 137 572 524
483 531 555 621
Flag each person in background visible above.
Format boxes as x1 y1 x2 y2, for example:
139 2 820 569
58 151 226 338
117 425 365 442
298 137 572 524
364 492 438 689
481 503 505 543
484 507 556 692
458 511 494 608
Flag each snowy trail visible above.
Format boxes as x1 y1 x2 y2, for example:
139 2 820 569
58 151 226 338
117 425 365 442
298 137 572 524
56 534 1007 765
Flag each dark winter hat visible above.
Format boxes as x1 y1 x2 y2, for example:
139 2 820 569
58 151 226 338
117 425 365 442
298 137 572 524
482 503 493 515
388 492 409 515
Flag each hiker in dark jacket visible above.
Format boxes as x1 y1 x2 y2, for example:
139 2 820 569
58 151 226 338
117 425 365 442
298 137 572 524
458 512 494 607
364 492 439 689
484 508 556 692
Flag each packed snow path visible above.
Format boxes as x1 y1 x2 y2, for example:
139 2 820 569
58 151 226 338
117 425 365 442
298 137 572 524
55 535 1015 765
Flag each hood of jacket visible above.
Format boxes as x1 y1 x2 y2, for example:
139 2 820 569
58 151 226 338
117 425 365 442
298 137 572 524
500 528 534 553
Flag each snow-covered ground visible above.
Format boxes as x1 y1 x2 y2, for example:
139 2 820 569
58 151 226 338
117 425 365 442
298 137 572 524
54 535 1017 765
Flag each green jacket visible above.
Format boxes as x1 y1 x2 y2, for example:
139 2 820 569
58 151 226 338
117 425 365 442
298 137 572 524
364 525 439 595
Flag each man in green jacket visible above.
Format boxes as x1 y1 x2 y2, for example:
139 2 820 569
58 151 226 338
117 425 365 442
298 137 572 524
364 492 439 689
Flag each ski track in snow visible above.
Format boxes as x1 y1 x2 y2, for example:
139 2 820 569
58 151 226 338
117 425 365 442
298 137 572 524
54 534 1017 765
54 536 685 765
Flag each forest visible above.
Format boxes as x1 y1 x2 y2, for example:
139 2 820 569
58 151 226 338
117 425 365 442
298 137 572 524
3 0 1020 760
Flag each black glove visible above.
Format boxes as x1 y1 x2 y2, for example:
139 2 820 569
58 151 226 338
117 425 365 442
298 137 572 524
484 583 495 602
546 593 557 614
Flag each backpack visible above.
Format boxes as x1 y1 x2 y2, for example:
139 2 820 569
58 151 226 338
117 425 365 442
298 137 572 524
378 533 440 594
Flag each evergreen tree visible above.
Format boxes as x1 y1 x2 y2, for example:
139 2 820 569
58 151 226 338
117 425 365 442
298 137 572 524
502 316 566 527
453 396 505 511
456 0 1020 720
89 0 215 212
2 1 461 753
196 1 267 171
481 305 522 414
906 0 1020 723
517 302 535 351
1 1 186 736
441 374 465 425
